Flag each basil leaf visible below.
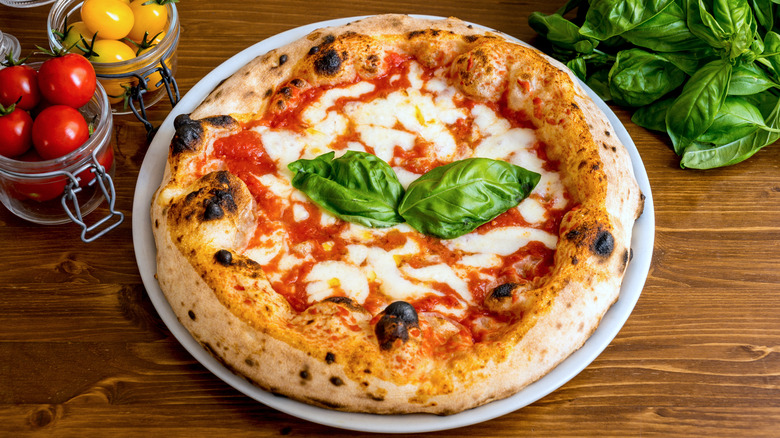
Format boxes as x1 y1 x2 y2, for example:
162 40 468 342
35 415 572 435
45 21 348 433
750 0 774 32
398 158 541 239
528 12 598 53
712 0 756 59
763 31 780 76
621 1 710 52
632 96 676 132
666 59 733 153
586 67 613 101
288 151 405 228
608 48 687 106
729 62 779 95
658 48 718 75
681 94 780 168
567 56 588 80
695 97 765 144
685 0 730 50
580 0 674 40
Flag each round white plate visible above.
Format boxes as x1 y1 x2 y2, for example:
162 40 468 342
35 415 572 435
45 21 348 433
132 16 655 434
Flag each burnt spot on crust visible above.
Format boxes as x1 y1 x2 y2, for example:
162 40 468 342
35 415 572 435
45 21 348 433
463 34 479 43
621 249 630 270
171 114 238 156
202 174 238 221
306 397 343 409
308 46 320 55
330 377 344 386
291 78 305 87
188 310 196 320
323 34 336 44
491 282 517 299
325 352 335 364
592 230 614 257
215 249 233 266
313 49 344 76
279 54 288 65
323 296 367 313
374 301 419 350
171 114 203 155
299 369 311 380
566 223 616 258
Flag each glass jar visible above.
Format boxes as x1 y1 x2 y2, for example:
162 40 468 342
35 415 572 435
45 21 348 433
0 66 123 242
47 0 180 132
0 29 21 61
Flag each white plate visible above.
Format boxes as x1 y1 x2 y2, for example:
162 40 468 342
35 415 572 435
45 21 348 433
132 16 655 434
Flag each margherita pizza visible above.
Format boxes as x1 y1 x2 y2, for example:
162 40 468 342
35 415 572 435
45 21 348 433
151 14 644 414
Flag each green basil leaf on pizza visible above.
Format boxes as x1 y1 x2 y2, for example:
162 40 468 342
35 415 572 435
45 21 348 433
398 158 541 239
288 150 406 228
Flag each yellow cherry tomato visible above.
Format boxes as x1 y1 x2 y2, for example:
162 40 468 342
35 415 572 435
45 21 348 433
89 39 137 63
100 77 137 104
59 21 93 55
127 0 168 43
81 0 135 40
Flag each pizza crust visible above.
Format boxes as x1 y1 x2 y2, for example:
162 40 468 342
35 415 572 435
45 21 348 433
152 14 644 414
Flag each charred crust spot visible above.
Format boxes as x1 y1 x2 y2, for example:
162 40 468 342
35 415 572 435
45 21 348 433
154 219 159 228
325 352 335 364
605 130 611 136
323 34 335 45
279 54 288 65
245 358 255 367
464 34 479 43
407 29 425 39
171 114 203 155
640 193 646 201
188 310 196 320
264 88 273 98
491 283 517 299
300 370 311 380
565 229 581 241
592 163 601 171
279 86 292 98
621 249 630 268
308 46 320 55
203 115 236 128
611 146 617 152
369 394 385 402
291 78 304 87
324 296 366 312
374 301 419 350
593 230 614 257
215 249 233 266
363 368 371 374
578 160 587 170
330 377 344 386
314 49 343 76
571 256 579 265
276 100 286 110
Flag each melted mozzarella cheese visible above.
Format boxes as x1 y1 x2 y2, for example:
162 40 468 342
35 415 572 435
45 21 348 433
305 261 369 303
445 226 558 256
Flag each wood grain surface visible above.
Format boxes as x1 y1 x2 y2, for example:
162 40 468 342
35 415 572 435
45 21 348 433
1 1 779 436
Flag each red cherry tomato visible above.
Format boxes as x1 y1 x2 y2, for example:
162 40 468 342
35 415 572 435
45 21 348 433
0 107 33 158
0 65 41 111
77 145 114 187
32 105 90 160
37 54 97 108
10 150 68 202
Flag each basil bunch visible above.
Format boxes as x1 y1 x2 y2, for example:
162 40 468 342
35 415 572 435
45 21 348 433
529 0 780 169
289 152 541 239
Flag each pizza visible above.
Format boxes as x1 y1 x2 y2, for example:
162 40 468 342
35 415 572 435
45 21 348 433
151 14 644 415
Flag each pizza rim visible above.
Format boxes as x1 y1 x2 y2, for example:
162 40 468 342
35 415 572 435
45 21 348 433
151 14 644 415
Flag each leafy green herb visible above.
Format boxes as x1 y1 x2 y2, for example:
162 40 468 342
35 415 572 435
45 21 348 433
398 158 540 239
528 0 780 169
288 151 405 228
289 153 541 239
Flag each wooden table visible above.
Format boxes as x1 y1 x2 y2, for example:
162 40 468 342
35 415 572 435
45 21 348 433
1 1 779 436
